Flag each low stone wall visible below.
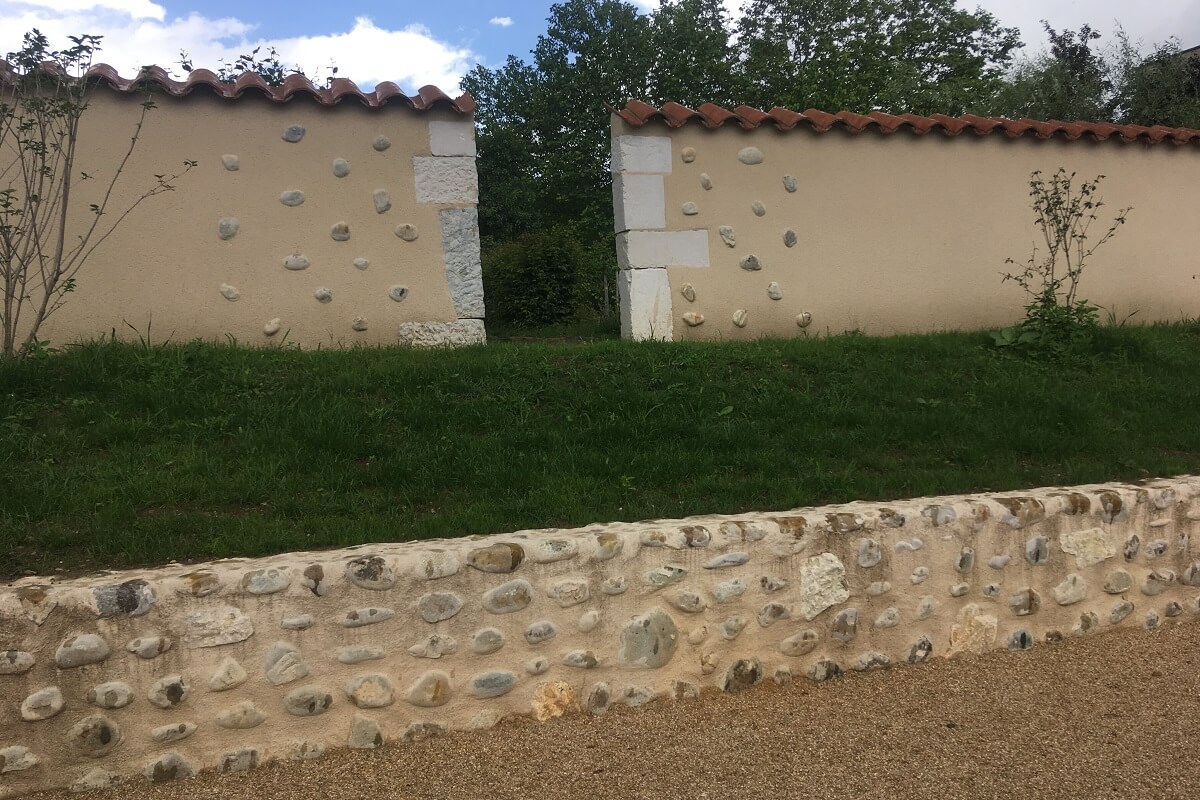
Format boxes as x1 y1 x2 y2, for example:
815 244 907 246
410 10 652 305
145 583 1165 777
2 477 1199 796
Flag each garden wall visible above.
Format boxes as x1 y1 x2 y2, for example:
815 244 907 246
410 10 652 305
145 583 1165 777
2 66 484 350
611 103 1200 341
3 476 1200 795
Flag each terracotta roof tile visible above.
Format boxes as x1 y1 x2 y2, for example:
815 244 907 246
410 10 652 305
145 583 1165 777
612 102 1200 146
0 61 474 113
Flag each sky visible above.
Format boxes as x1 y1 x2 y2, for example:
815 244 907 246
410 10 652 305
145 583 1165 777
1 0 1198 93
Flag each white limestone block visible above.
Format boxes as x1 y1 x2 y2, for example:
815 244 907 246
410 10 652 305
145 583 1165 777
429 120 477 157
618 268 672 342
617 230 710 270
611 135 672 174
413 157 478 204
612 174 665 232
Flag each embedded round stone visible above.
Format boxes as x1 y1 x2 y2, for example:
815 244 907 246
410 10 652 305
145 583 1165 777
767 281 783 300
957 547 976 572
783 174 797 192
525 620 558 644
796 311 813 328
737 147 764 165
601 576 628 595
218 217 240 240
373 189 391 214
241 567 290 595
68 715 121 757
314 288 333 304
619 608 679 668
680 283 696 302
93 579 155 618
286 685 335 715
395 223 420 242
831 609 858 642
751 200 766 217
216 700 265 729
563 650 599 668
757 602 790 627
346 555 395 590
917 595 936 619
949 583 970 597
1025 536 1050 565
700 173 713 190
798 552 850 620
282 125 306 143
783 229 797 248
587 683 610 715
332 158 350 177
221 154 240 171
1143 570 1175 595
875 607 901 629
349 715 384 750
340 607 395 628
353 257 370 270
281 615 313 631
407 633 457 659
647 565 688 588
578 609 601 632
470 671 517 699
1054 574 1088 605
219 748 260 774
733 309 748 328
0 745 38 774
739 254 762 271
219 283 240 301
482 579 533 614
858 538 882 568
681 146 696 163
542 578 588 608
527 657 551 676
704 552 750 570
56 633 110 668
1111 601 1135 623
126 635 172 659
21 687 64 721
0 650 34 675
147 675 188 709
388 285 409 302
264 642 309 686
418 592 463 623
283 254 310 271
681 202 699 215
471 628 505 655
469 542 525 573
264 318 282 336
671 591 707 613
911 566 930 584
279 190 305 206
857 652 891 670
720 616 747 640
719 225 736 247
866 581 892 596
722 658 764 693
209 656 248 691
989 555 1011 570
338 646 385 665
682 312 704 327
372 135 391 151
407 671 452 707
145 752 195 783
761 575 788 593
780 629 820 657
331 222 351 241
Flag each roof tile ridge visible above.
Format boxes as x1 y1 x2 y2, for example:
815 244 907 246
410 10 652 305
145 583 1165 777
695 103 739 128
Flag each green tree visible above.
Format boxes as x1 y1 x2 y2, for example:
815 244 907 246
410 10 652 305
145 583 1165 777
993 22 1112 121
1109 34 1200 128
648 0 742 107
734 0 1021 114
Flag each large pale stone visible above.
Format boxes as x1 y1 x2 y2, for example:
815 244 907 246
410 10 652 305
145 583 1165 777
209 656 248 691
86 681 134 709
798 553 851 620
216 701 266 730
468 543 525 573
55 633 110 668
429 119 477 156
1060 528 1117 567
398 321 487 347
613 173 666 231
417 592 463 623
339 607 395 628
71 768 116 792
407 633 458 659
348 716 384 750
92 579 155 617
337 646 384 665
618 608 679 668
1053 574 1088 605
547 578 590 607
0 746 38 774
470 671 517 699
68 715 122 757
440 207 484 318
948 604 998 655
414 551 461 580
241 567 290 595
264 642 309 686
126 635 171 659
219 748 260 774
532 681 578 721
345 556 395 590
145 753 195 783
186 606 254 648
471 628 505 654
618 268 673 341
286 686 335 715
611 135 672 173
345 675 392 709
780 629 821 657
0 651 34 675
147 675 188 709
414 156 478 203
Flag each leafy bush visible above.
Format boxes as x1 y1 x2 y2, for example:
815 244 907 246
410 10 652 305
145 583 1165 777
482 228 589 328
995 168 1130 357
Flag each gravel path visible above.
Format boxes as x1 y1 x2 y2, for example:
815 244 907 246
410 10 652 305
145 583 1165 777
37 623 1200 800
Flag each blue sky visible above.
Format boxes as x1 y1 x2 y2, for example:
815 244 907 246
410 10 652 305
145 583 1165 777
1 0 1197 93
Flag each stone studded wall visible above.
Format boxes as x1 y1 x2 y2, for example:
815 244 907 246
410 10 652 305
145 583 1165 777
15 91 484 350
610 115 1200 341
3 476 1200 796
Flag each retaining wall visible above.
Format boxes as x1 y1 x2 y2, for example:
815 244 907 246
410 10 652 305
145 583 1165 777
610 107 1200 341
1 68 483 350
2 476 1199 795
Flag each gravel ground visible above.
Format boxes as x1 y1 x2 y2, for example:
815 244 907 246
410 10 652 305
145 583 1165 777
36 623 1200 800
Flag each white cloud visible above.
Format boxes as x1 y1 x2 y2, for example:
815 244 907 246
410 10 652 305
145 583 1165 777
8 0 164 21
489 16 513 27
0 6 480 92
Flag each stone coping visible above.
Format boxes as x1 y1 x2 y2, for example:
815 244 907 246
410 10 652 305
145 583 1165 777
1 476 1198 796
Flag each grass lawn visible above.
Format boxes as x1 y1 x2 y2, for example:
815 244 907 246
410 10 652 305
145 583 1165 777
2 322 1199 579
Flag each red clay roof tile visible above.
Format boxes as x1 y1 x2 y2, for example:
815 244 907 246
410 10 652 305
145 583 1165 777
0 61 474 113
612 102 1200 146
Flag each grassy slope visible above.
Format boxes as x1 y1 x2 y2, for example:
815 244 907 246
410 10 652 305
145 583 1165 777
2 324 1199 578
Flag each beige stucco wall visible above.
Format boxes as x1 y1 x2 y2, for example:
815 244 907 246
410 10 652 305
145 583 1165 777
612 116 1200 341
2 90 483 350
2 476 1199 795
